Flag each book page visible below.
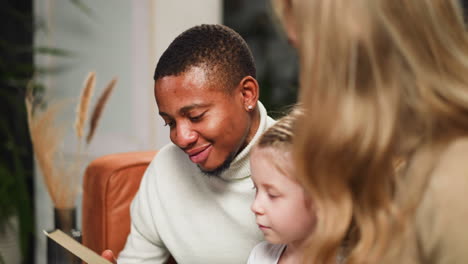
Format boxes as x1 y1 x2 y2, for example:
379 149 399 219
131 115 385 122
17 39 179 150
44 230 112 264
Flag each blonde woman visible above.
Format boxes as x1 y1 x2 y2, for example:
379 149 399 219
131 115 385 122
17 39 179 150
272 0 468 263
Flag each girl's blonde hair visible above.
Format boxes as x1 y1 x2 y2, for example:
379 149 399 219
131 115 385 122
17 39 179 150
273 0 468 263
255 107 304 183
257 107 303 149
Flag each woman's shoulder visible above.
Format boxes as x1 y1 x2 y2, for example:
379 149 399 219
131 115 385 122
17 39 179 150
422 137 468 213
430 137 468 191
414 136 468 263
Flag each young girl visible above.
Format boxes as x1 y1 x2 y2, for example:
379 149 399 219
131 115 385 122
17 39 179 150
247 109 316 264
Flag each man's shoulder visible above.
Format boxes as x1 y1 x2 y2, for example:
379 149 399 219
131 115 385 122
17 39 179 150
152 143 187 164
144 143 193 179
136 143 196 201
266 115 277 128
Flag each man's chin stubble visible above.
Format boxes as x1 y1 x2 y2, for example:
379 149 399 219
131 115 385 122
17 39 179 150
198 152 236 177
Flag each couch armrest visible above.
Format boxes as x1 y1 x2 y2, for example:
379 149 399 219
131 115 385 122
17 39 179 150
81 151 157 257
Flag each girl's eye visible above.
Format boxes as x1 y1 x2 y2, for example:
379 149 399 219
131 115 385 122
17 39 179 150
268 193 279 199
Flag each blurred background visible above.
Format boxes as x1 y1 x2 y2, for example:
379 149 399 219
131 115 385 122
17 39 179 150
1 0 297 263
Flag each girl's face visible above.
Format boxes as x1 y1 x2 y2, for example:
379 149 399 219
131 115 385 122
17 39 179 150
250 147 316 246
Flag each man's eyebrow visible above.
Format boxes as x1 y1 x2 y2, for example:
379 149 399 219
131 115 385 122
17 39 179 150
158 103 211 117
179 103 210 113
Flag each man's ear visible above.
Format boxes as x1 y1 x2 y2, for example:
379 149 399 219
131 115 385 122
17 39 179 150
239 76 259 111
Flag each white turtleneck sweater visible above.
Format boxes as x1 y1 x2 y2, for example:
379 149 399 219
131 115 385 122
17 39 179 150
118 102 275 264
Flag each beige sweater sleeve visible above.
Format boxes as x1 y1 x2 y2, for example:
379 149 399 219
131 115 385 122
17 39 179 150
414 139 468 264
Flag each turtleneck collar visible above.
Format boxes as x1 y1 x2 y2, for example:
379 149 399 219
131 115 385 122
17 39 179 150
218 101 270 181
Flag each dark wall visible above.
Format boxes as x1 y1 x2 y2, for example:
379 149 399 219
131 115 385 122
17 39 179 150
224 0 299 118
0 1 35 263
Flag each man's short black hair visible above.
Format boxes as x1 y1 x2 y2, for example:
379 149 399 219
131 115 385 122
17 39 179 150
153 24 256 92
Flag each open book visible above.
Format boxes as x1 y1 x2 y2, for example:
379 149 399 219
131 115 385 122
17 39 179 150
44 230 113 264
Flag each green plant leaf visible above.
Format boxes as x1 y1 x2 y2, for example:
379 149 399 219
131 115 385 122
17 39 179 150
34 46 73 57
70 0 95 18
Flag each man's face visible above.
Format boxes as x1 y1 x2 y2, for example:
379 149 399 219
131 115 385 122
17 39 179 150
155 67 251 175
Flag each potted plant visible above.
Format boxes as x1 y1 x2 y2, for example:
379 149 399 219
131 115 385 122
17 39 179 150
25 72 116 263
0 2 94 262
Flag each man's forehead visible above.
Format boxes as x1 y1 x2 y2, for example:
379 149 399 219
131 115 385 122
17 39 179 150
184 66 208 84
155 66 229 93
157 66 207 85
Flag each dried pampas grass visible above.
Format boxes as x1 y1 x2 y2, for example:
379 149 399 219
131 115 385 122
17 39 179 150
75 72 95 139
26 72 116 209
26 94 80 209
86 77 117 144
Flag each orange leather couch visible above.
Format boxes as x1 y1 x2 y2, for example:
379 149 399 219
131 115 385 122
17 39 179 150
81 151 157 259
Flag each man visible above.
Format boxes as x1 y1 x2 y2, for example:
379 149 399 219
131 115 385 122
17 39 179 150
104 24 275 263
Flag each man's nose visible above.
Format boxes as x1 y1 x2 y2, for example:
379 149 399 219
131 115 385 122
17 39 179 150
173 122 198 149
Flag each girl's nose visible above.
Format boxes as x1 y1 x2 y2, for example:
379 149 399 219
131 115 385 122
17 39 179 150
251 196 264 215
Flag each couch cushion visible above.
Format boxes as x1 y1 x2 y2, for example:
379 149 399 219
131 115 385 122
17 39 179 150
82 151 157 257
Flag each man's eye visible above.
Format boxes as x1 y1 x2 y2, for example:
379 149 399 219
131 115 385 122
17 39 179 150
164 121 175 128
189 113 204 122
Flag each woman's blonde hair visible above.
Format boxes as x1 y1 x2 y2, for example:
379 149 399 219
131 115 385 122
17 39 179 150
273 0 468 263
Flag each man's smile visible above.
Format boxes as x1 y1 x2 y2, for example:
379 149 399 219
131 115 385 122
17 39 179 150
186 144 212 164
